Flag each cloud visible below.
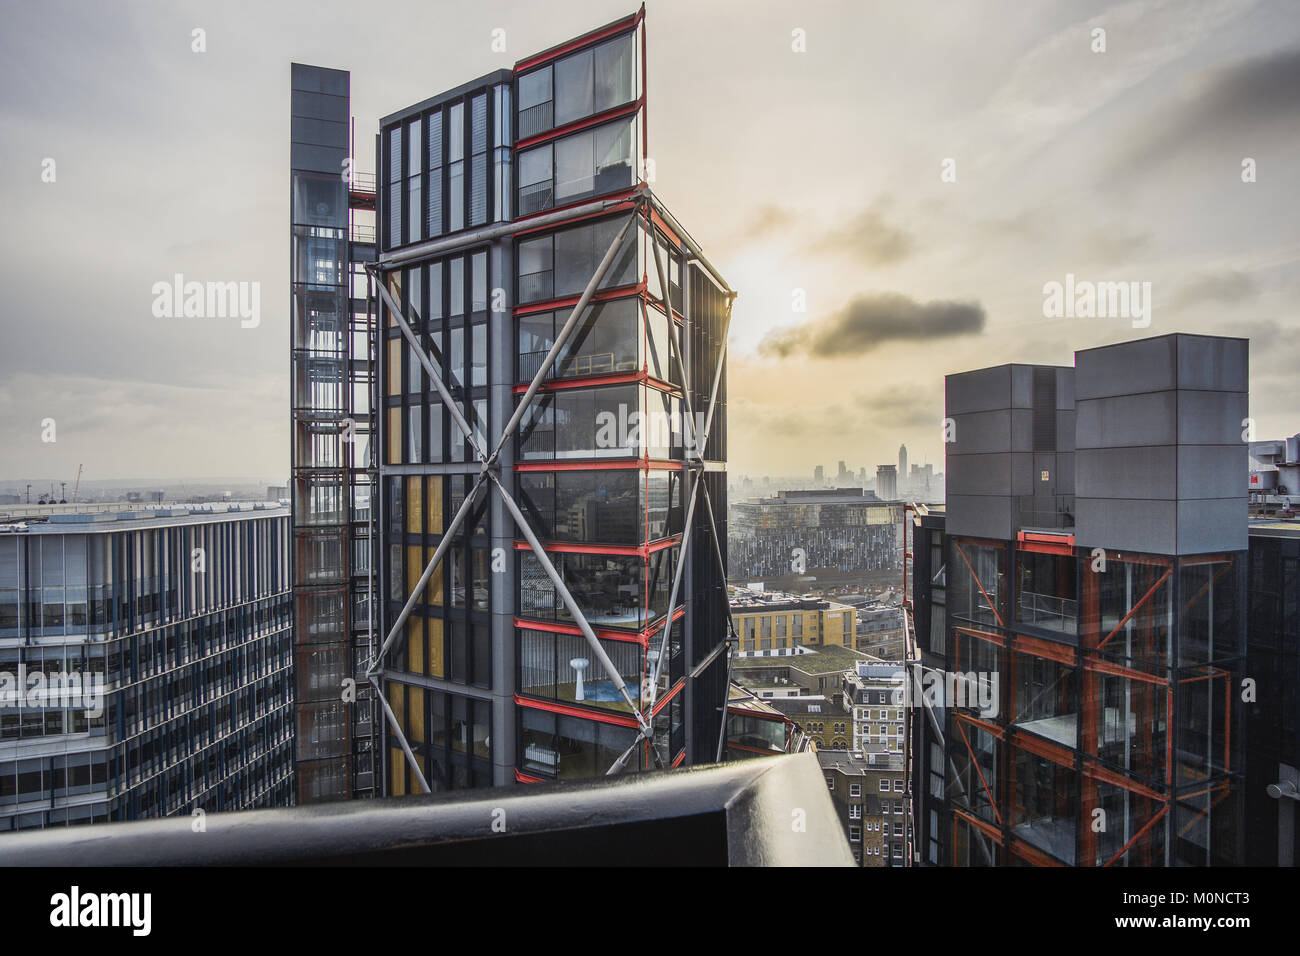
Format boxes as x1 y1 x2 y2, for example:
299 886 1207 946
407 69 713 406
854 385 943 429
811 207 915 265
1113 44 1300 173
758 293 986 358
1170 269 1260 310
738 203 799 241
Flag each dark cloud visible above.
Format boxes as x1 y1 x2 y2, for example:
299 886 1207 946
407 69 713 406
1113 46 1300 173
759 293 985 358
811 208 915 265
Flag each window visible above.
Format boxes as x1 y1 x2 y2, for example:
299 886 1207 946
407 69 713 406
893 779 904 792
448 102 465 232
519 546 675 631
849 804 861 819
518 469 652 546
879 780 890 792
386 126 402 247
516 118 635 214
515 296 641 383
518 627 642 713
516 215 638 305
825 776 834 790
849 783 861 797
517 65 553 138
848 826 861 843
426 109 443 237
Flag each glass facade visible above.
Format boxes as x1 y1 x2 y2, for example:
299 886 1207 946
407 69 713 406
0 513 294 830
935 534 1245 866
375 12 727 792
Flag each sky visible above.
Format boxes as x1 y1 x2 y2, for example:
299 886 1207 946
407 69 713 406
1 0 1298 484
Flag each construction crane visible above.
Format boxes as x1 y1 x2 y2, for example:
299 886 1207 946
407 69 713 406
72 464 83 504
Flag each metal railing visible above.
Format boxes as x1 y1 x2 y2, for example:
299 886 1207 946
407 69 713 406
1016 590 1078 633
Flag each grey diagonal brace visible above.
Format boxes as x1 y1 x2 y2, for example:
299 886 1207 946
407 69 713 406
371 272 485 462
491 472 653 739
610 232 737 772
641 226 700 717
367 209 640 680
370 673 433 794
486 210 639 469
364 208 649 791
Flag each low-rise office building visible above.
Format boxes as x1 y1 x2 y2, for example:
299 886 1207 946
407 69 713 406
0 503 294 830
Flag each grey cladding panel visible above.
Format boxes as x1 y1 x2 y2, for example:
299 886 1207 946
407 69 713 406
292 63 349 97
292 144 348 175
292 90 349 123
292 116 349 149
1011 366 1034 408
1011 453 1036 497
1056 368 1075 411
1176 335 1247 392
1075 497 1178 555
1076 446 1176 499
1176 498 1247 554
945 494 1013 541
946 366 1012 415
1076 391 1177 449
1178 445 1247 500
948 409 1012 455
1075 336 1176 400
1056 410 1076 452
1177 390 1248 445
946 453 1012 497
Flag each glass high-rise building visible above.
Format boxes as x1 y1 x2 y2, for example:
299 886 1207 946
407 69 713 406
366 8 735 792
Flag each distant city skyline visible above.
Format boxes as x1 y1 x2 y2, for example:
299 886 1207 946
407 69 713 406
3 0 1299 479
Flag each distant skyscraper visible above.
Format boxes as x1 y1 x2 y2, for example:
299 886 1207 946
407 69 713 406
814 465 824 484
898 445 907 491
875 464 897 501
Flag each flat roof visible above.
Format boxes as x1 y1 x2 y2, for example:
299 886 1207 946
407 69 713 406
817 750 906 773
1248 519 1300 539
731 644 868 675
380 69 513 127
0 502 288 534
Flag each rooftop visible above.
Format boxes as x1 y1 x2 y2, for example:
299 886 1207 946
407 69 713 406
0 501 288 534
817 749 906 774
731 644 868 676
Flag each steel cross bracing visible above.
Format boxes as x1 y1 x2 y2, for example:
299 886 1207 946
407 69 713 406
363 193 736 790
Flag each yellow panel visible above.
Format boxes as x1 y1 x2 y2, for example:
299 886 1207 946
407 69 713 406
387 274 402 329
426 617 445 678
408 687 425 744
426 475 443 534
405 476 423 534
386 337 401 396
406 545 424 599
408 615 425 675
390 748 406 796
387 408 401 464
